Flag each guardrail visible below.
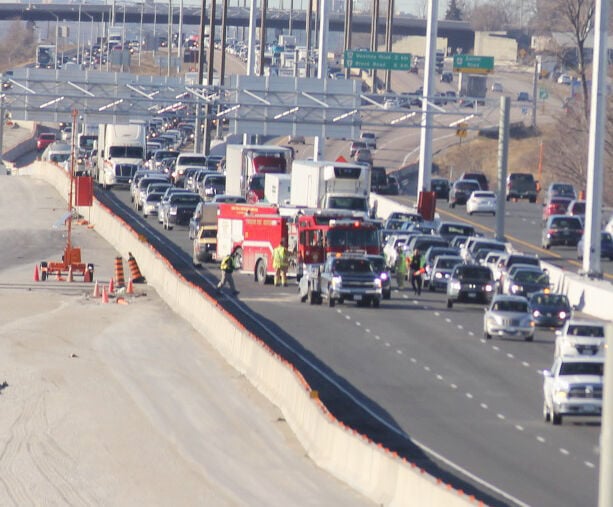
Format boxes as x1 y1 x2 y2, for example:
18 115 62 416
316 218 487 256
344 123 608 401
19 161 481 507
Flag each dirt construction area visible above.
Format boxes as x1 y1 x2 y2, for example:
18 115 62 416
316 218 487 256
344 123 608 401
0 174 371 506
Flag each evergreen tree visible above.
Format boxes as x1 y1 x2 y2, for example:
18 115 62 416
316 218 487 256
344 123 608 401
445 0 463 20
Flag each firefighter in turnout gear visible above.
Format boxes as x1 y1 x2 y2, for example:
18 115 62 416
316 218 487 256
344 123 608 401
273 239 289 287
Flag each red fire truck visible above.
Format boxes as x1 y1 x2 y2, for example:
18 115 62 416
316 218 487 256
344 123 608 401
216 204 381 284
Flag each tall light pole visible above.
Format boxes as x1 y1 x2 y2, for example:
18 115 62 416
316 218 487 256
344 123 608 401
77 4 82 66
177 0 184 58
84 12 94 69
167 0 172 76
153 0 158 58
139 2 144 66
51 12 60 70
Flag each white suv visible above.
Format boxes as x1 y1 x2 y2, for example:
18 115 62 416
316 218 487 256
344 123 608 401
554 319 606 358
543 356 603 425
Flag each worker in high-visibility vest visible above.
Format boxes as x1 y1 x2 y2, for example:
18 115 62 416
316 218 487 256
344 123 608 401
273 239 290 287
408 248 426 296
394 246 407 289
216 249 240 296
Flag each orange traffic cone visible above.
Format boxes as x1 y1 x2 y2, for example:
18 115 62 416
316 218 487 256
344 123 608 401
56 270 63 281
33 264 40 282
93 280 100 298
101 286 109 304
126 279 134 295
108 277 115 294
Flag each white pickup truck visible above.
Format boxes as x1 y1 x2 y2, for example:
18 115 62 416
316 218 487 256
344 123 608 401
543 356 604 425
554 319 606 358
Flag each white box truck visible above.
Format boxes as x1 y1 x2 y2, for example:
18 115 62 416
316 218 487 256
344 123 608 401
96 123 147 189
225 144 293 202
290 160 371 214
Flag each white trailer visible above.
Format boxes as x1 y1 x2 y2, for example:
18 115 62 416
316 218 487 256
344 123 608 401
264 173 291 205
289 160 371 214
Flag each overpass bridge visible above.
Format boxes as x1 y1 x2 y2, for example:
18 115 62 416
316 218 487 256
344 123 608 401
0 3 475 53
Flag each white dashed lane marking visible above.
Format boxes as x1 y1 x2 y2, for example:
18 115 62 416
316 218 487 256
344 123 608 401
352 299 596 470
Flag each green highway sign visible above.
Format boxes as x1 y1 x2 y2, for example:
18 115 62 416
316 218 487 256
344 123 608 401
453 55 494 74
344 50 412 71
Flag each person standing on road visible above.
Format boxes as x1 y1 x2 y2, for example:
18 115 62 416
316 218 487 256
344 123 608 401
273 239 289 287
394 246 407 289
409 248 425 295
217 249 240 295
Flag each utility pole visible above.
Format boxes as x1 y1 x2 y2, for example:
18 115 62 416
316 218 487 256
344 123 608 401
343 0 352 79
313 0 329 161
370 0 379 90
531 61 538 129
258 0 268 77
495 96 510 243
178 0 183 58
217 0 228 139
195 0 207 152
0 95 5 159
417 0 439 196
384 0 394 92
584 0 608 282
305 0 312 77
203 0 216 155
167 0 172 77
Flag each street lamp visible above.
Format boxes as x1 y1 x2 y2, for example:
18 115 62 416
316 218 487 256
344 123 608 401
139 2 144 67
84 12 95 69
49 11 60 70
76 4 82 67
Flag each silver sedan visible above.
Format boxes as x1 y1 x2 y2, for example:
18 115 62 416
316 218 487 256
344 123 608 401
483 294 535 341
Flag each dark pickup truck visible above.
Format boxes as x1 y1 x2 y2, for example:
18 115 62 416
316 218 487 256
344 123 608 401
299 254 383 308
162 192 202 230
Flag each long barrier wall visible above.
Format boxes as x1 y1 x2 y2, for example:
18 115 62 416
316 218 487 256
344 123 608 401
19 161 482 507
371 194 613 322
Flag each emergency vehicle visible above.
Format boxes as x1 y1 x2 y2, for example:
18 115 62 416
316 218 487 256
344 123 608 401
216 204 381 284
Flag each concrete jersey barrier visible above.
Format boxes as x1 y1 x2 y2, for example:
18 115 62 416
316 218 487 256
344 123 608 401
18 161 482 507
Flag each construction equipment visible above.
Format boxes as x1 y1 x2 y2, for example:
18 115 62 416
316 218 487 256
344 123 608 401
40 109 94 282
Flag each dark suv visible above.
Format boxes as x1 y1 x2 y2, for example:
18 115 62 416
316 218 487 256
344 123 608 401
446 264 495 308
507 172 538 203
449 179 481 208
459 172 489 191
431 177 451 199
542 215 583 249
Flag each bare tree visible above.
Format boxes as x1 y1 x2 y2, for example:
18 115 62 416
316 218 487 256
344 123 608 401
536 0 595 120
0 21 36 70
543 97 613 205
464 1 513 30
